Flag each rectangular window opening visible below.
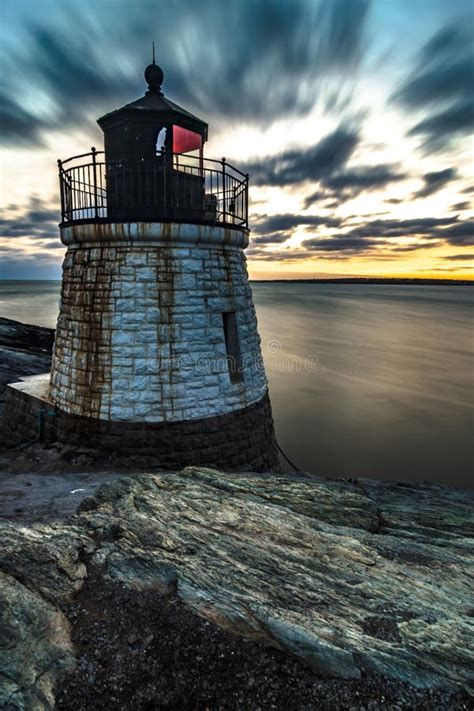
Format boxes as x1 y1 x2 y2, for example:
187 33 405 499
222 312 243 383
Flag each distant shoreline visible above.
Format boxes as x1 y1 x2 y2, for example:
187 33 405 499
0 277 472 286
251 277 473 286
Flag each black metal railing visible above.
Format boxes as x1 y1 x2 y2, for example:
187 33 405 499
58 149 249 229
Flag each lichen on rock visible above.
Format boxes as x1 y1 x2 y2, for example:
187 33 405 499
0 466 473 709
0 571 75 710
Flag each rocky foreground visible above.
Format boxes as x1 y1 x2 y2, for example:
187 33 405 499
1 465 473 710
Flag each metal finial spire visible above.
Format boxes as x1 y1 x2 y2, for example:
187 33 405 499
144 46 164 95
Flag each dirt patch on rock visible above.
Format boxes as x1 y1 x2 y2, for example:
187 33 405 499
55 572 472 711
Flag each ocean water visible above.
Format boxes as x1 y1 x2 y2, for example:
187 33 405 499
0 279 472 487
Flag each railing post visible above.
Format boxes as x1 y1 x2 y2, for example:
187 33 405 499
245 173 249 228
57 159 65 222
91 146 98 219
162 147 167 217
221 157 226 223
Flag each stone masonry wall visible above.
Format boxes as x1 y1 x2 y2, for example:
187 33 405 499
50 224 268 423
3 378 279 472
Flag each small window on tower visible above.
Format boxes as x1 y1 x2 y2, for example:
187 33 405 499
222 312 243 382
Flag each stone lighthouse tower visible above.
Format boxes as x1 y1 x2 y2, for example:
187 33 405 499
3 58 279 471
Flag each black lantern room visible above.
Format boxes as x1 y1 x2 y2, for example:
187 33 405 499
97 60 208 162
58 58 248 228
97 59 208 222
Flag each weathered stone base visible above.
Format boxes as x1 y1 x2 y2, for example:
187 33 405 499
2 375 279 472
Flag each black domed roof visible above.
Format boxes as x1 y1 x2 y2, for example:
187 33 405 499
97 61 208 140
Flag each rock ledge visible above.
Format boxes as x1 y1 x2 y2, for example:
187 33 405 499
0 467 473 709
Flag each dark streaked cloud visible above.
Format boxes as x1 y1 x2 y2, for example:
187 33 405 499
450 201 472 212
253 213 341 234
31 26 124 108
38 239 64 249
0 195 64 279
302 216 473 253
393 25 474 151
245 246 312 261
394 27 473 108
414 168 457 199
302 164 408 210
0 96 48 146
321 216 454 240
314 0 370 71
435 221 474 246
408 99 474 150
443 253 474 261
321 164 407 195
388 243 439 253
0 197 60 241
248 246 352 261
303 190 334 209
252 232 292 245
243 125 360 187
303 235 387 253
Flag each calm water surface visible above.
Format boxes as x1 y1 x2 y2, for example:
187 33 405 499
0 280 472 487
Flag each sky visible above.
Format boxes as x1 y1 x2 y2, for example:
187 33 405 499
0 0 473 280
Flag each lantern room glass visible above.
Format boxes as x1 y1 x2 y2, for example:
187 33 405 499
172 125 203 172
173 125 202 154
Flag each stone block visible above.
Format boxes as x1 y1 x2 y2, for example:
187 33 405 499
112 331 135 346
125 253 148 267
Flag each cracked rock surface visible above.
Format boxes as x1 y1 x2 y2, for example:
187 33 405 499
0 467 472 709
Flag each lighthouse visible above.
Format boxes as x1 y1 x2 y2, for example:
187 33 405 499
4 58 279 471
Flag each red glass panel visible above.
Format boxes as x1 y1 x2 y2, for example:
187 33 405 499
173 125 202 154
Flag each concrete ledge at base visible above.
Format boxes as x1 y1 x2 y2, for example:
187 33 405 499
1 374 57 447
6 373 52 401
2 376 279 472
